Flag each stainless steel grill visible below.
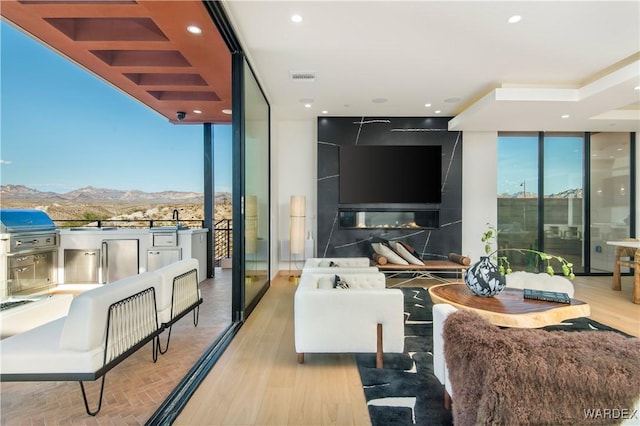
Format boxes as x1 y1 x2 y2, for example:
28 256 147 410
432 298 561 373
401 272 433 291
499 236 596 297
0 209 59 297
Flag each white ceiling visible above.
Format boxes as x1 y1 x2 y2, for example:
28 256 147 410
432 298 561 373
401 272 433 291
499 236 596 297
223 0 640 132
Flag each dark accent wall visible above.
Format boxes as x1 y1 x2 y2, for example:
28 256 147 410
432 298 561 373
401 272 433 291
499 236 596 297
317 116 462 260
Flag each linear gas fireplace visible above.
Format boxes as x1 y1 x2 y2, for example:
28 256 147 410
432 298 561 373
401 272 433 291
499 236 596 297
339 209 439 229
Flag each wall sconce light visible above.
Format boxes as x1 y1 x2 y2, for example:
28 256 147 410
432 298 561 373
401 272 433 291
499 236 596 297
289 195 306 283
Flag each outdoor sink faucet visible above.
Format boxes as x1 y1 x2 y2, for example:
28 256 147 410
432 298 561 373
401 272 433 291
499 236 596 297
172 209 180 226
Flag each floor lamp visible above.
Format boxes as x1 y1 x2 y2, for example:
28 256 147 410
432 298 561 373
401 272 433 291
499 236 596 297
245 195 258 282
289 195 306 283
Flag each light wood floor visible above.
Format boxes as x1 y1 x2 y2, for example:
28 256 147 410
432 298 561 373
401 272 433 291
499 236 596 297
1 273 637 424
176 274 640 425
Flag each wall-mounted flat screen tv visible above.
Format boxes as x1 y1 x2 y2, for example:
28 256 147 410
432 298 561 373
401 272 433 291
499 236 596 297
339 145 442 204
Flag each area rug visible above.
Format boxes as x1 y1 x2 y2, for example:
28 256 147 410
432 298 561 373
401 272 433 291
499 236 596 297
355 287 633 426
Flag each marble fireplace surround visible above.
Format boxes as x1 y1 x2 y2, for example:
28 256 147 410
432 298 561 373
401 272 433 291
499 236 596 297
317 116 462 260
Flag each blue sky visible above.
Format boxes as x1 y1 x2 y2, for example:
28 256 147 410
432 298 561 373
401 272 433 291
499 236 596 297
0 21 232 194
498 135 583 196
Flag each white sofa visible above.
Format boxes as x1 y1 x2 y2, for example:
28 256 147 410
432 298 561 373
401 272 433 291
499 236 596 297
302 257 378 275
505 271 574 297
0 259 201 415
294 272 404 367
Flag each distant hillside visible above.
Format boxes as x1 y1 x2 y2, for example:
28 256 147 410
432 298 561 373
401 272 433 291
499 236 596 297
1 184 210 203
0 184 232 221
498 188 583 198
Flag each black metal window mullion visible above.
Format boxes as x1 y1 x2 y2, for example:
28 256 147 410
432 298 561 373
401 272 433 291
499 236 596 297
537 132 545 268
231 52 245 323
630 133 637 237
583 132 591 273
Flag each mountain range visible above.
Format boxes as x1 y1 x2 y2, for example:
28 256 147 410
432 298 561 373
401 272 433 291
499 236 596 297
0 184 230 203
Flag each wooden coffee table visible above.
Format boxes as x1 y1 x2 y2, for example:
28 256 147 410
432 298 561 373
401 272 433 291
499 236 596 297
428 283 591 328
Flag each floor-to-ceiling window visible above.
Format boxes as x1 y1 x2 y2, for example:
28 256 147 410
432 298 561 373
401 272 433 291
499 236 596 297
543 133 584 273
590 132 633 272
497 133 539 270
498 131 635 274
241 57 270 313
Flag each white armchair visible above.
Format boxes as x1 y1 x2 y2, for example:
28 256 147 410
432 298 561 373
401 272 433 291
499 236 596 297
294 272 404 367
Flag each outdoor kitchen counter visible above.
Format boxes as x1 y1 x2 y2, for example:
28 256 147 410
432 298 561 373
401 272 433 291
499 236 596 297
57 228 208 283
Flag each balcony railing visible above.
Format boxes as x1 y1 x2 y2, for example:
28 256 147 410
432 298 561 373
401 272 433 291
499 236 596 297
214 219 232 266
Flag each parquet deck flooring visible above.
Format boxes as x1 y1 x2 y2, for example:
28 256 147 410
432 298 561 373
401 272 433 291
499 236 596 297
0 270 232 425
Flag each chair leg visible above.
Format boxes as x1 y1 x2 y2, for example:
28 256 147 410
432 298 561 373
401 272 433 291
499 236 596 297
376 323 383 369
613 248 623 291
79 376 107 416
444 389 452 410
297 353 304 364
633 262 640 304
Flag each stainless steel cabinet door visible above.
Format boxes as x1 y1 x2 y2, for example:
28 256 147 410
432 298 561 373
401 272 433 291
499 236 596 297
101 239 139 283
64 249 99 283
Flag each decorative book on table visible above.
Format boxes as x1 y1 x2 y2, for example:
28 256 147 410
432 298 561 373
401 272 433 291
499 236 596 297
523 288 571 304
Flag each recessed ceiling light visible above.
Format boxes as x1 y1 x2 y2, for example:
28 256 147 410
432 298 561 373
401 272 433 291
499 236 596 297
434 110 442 114
222 109 232 115
635 86 640 90
291 14 303 23
424 103 432 108
193 109 202 114
322 110 329 114
508 15 522 24
561 114 570 119
187 25 202 34
304 104 312 108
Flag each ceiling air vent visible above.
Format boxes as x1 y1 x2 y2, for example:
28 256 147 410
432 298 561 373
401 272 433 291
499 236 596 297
290 71 316 82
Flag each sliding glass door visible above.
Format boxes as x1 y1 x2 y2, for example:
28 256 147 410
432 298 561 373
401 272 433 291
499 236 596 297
498 131 635 274
232 54 270 320
497 133 539 270
590 132 632 272
543 133 584 273
242 58 270 312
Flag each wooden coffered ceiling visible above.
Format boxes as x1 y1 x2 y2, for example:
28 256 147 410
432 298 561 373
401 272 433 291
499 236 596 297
1 0 232 124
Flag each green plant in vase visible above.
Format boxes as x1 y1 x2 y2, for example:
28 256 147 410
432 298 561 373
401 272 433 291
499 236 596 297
481 223 575 279
465 223 575 297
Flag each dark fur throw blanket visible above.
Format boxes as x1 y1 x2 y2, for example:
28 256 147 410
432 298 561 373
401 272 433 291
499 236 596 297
443 310 640 425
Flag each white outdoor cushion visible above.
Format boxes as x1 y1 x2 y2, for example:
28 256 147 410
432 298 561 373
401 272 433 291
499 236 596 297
153 258 199 324
372 243 409 265
59 272 161 352
0 318 104 375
